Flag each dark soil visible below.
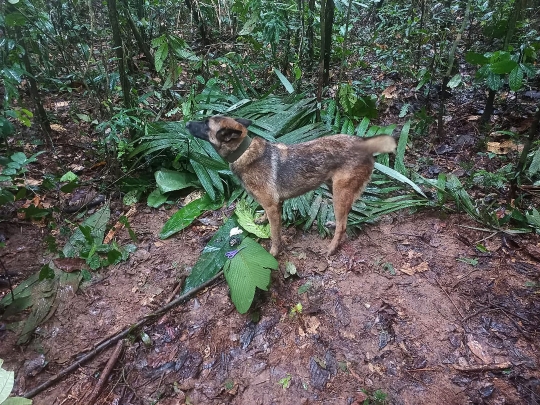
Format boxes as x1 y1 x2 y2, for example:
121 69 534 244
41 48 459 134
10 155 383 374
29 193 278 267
1 205 539 405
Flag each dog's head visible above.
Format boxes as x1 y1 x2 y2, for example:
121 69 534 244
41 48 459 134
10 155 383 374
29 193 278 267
186 116 252 158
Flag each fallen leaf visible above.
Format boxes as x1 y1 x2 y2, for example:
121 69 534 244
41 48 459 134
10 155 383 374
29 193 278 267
400 261 429 275
382 85 397 99
467 337 493 364
487 141 524 155
53 257 89 273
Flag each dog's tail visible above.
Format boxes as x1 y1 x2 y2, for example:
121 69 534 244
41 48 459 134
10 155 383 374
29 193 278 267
362 135 397 155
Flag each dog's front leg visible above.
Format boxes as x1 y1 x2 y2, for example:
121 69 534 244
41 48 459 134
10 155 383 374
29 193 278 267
263 203 282 256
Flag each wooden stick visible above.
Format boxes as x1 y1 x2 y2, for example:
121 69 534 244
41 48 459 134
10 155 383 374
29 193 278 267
23 271 224 399
453 362 512 372
433 276 464 319
81 339 124 405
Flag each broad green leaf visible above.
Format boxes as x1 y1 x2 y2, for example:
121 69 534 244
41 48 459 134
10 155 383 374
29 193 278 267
0 117 15 137
155 42 169 72
508 66 524 91
0 189 15 205
273 68 294 94
63 205 110 257
394 121 410 175
147 189 168 208
60 171 78 182
486 73 503 91
160 193 223 239
447 73 462 89
183 217 239 293
235 199 270 238
374 163 427 198
489 59 518 74
528 147 540 176
4 12 26 27
10 152 27 164
17 278 56 344
155 169 198 193
0 360 14 404
0 272 40 308
190 160 218 201
2 397 33 404
526 209 540 232
465 51 488 65
223 238 278 313
356 117 370 137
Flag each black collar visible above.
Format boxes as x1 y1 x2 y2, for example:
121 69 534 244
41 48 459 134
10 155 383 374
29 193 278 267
226 136 252 163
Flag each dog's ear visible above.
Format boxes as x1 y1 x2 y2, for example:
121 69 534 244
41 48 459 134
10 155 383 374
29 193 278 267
217 128 243 142
234 118 252 128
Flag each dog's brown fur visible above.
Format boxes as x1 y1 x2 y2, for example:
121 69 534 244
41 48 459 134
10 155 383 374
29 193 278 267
186 116 396 257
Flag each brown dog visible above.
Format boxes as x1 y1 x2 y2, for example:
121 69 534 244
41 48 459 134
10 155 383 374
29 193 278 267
186 116 396 257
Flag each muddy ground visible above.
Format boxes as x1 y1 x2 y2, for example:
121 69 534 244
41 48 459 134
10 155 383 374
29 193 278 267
1 203 539 405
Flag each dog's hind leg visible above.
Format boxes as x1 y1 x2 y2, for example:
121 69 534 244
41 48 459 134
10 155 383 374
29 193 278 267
263 202 282 256
327 167 372 256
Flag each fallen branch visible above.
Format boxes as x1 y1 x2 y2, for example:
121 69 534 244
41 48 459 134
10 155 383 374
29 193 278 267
23 270 224 399
80 339 124 405
453 362 512 372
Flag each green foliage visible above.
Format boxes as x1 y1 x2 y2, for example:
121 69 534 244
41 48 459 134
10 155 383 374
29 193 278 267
182 218 240 293
0 359 32 404
0 151 44 206
234 199 270 238
223 238 278 313
1 205 135 344
466 50 536 91
338 84 378 120
159 193 223 239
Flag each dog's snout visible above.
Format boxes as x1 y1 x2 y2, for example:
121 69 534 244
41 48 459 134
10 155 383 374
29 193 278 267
186 121 193 129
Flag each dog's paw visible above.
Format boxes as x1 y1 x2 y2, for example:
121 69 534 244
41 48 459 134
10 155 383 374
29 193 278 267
270 245 280 257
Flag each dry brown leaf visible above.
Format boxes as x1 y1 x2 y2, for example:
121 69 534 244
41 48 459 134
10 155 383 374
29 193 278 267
50 123 67 132
400 261 429 275
486 141 524 155
467 337 493 364
53 257 89 273
381 85 397 99
103 206 137 244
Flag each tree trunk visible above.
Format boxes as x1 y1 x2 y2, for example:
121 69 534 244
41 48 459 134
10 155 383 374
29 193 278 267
122 0 155 69
19 34 51 145
322 0 334 87
306 0 316 62
185 0 209 46
338 0 353 83
480 89 495 125
437 0 470 139
509 103 540 200
107 0 132 109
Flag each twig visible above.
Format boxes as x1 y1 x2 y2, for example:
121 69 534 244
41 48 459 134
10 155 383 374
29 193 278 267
457 225 494 233
474 231 499 245
81 339 125 405
23 270 224 399
461 306 490 323
158 276 186 324
433 276 464 319
406 368 441 372
451 269 481 289
453 362 512 372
